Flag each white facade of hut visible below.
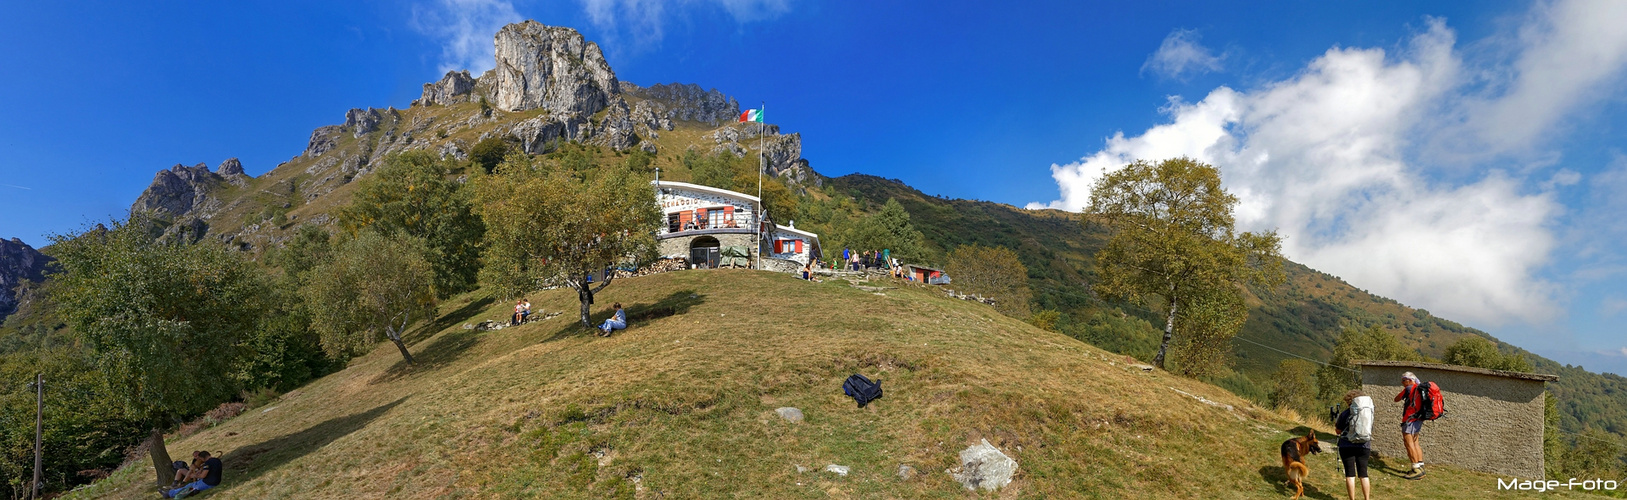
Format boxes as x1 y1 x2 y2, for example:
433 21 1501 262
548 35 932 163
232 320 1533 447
651 180 818 268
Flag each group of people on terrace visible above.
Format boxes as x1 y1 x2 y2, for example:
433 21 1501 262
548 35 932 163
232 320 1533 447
838 248 898 273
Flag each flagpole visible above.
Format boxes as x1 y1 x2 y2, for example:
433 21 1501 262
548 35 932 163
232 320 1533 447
755 102 764 271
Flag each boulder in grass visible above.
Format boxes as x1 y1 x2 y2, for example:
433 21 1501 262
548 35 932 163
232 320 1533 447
774 407 804 423
948 439 1017 491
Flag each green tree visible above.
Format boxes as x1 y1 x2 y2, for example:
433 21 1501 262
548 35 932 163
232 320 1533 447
242 223 338 391
684 149 740 190
945 244 1032 318
1270 359 1320 418
1553 428 1626 480
843 198 927 263
338 151 485 298
476 157 662 328
470 137 513 174
303 230 437 364
1316 325 1420 404
623 147 656 173
48 218 264 487
1168 289 1247 378
1086 157 1285 370
0 348 145 497
1442 336 1533 372
1029 309 1062 332
1545 394 1565 479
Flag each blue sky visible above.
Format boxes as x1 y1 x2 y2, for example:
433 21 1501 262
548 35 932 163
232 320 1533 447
1 0 1624 373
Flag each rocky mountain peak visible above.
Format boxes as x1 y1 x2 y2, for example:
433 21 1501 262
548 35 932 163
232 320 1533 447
0 237 51 323
492 21 619 115
218 157 245 177
417 70 477 107
623 83 740 125
131 163 225 218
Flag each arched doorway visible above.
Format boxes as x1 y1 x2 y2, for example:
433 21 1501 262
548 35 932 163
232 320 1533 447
689 236 721 269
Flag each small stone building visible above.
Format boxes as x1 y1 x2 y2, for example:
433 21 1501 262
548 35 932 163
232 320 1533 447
1353 360 1557 478
652 180 819 268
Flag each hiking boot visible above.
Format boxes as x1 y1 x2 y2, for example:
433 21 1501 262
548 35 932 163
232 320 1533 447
1405 468 1426 480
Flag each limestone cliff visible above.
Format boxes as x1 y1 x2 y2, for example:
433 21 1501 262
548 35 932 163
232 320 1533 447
492 21 619 115
0 238 50 323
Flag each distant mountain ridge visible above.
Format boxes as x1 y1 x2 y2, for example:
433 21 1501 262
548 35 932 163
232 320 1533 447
826 174 1627 438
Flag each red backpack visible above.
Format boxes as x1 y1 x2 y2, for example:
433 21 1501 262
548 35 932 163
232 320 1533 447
1413 381 1446 420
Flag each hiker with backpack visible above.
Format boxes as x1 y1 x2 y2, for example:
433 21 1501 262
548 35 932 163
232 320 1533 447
1394 371 1442 479
1335 390 1374 500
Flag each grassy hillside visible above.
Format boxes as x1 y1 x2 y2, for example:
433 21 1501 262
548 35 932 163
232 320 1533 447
825 174 1627 437
69 270 1579 498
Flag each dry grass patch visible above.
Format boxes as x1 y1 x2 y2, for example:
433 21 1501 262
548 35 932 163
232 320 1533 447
69 271 1594 499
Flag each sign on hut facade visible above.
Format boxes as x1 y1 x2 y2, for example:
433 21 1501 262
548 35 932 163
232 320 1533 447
652 180 819 269
1353 360 1557 478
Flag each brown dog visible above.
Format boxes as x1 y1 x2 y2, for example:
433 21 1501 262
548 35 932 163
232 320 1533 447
1280 431 1323 499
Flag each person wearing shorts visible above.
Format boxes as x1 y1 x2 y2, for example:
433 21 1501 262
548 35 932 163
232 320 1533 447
1335 390 1372 500
1395 372 1426 479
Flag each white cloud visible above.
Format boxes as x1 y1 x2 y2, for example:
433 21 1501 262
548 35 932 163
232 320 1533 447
579 0 791 51
1142 29 1225 80
1446 0 1627 159
412 0 523 74
1029 2 1627 326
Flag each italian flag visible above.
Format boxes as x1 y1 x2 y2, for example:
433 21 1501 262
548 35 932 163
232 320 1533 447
739 108 763 123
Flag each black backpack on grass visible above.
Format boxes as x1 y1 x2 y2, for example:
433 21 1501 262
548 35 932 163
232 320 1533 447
843 374 883 408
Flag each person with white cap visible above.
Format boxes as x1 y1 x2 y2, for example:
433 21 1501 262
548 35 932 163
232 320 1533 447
1394 371 1427 479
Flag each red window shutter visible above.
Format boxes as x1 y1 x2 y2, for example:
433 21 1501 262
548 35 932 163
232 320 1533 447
678 211 689 227
774 240 783 253
795 240 803 253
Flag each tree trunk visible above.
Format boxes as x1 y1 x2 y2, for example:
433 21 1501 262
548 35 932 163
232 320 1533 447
385 325 414 364
146 426 175 488
578 286 594 329
390 337 415 364
1153 297 1178 369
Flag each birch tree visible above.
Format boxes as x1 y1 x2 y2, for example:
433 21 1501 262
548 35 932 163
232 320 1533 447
1086 157 1284 370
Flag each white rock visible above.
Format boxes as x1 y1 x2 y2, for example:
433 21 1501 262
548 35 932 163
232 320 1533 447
775 407 804 423
823 464 849 476
948 439 1017 491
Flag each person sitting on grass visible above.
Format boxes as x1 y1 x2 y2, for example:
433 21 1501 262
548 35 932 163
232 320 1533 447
598 303 626 336
162 451 222 498
520 298 532 323
167 459 191 488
